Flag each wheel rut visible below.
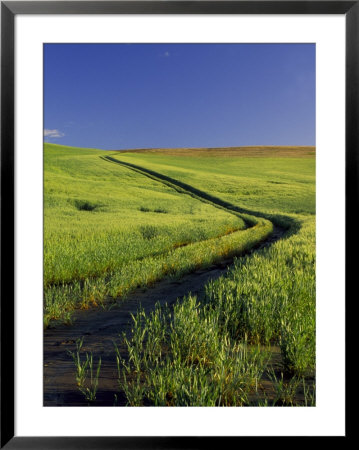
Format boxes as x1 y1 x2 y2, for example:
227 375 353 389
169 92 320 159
44 159 289 406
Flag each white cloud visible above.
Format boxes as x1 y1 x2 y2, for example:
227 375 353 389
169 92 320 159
44 129 65 138
159 51 170 58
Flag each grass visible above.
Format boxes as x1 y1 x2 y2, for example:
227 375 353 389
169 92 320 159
113 217 315 406
44 144 248 286
106 146 315 405
44 143 261 324
113 148 315 216
115 298 272 406
68 337 102 403
44 143 315 406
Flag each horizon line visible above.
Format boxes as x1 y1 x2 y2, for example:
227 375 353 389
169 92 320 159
44 143 316 152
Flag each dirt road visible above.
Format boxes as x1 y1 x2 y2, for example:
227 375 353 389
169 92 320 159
44 228 286 406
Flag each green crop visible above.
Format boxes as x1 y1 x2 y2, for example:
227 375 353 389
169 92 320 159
44 144 269 325
44 143 315 406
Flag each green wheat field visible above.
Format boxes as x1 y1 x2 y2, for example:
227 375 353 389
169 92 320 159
44 143 315 406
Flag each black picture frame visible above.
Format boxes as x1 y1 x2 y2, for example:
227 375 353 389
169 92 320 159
1 1 355 447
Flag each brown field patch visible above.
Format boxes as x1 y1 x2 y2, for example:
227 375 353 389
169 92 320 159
113 146 316 158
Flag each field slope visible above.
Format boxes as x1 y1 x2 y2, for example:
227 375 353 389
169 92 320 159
44 144 315 406
44 144 274 325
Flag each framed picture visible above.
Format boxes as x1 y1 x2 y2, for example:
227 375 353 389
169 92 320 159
1 1 353 447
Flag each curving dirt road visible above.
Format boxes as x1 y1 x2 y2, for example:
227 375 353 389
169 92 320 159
44 227 285 406
44 159 288 406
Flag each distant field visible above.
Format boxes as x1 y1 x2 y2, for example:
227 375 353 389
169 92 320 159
44 143 315 406
117 145 315 158
112 148 315 216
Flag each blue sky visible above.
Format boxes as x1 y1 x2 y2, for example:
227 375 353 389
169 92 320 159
44 43 315 150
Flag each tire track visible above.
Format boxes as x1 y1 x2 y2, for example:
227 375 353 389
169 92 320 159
44 157 295 406
100 155 300 235
101 155 265 227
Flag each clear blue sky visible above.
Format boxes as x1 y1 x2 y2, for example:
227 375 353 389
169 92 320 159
44 43 315 150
